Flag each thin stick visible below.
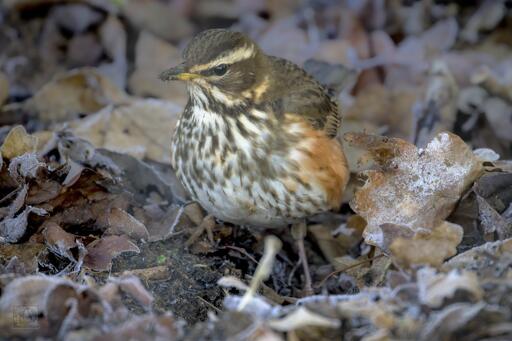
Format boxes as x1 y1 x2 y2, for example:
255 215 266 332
316 254 386 289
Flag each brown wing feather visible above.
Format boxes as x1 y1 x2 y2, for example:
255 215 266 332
264 56 341 138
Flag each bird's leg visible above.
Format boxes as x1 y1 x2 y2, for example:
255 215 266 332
291 220 313 296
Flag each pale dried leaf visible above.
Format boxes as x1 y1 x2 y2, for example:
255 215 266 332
70 99 181 164
0 126 38 159
25 68 128 123
389 221 463 267
129 31 187 106
121 0 193 41
268 306 340 331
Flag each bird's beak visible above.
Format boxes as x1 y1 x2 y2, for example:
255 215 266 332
159 63 200 81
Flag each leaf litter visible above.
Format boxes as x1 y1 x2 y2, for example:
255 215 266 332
0 1 512 340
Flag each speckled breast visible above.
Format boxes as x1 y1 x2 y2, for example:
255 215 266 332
170 103 334 228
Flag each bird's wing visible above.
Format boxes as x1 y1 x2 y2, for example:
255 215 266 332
266 56 341 138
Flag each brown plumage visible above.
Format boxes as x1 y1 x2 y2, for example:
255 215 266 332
160 29 349 229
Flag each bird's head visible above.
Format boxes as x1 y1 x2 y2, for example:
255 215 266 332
159 29 269 105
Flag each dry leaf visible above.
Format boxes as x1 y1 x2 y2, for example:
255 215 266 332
84 235 140 271
102 208 149 240
114 275 154 309
348 132 483 254
129 31 187 106
121 0 193 42
389 221 463 267
416 267 483 308
268 306 340 331
0 275 61 314
8 153 45 181
25 68 129 123
70 99 181 164
0 206 46 243
42 222 78 262
0 126 38 159
0 243 45 274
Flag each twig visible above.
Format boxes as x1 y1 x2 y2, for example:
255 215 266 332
315 254 386 289
223 245 259 264
196 295 222 313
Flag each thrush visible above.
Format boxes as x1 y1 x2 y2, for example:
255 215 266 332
160 29 349 294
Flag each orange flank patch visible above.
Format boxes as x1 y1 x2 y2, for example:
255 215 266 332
285 115 349 208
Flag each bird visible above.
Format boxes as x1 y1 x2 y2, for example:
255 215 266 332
160 29 349 294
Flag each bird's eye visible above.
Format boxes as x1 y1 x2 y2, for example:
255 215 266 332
213 64 228 76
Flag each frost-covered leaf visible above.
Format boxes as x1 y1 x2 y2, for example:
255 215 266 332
417 267 483 308
0 206 46 243
347 132 483 264
268 306 340 331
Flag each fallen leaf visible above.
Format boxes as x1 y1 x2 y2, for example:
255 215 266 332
102 208 149 240
0 275 62 314
348 132 483 257
268 306 340 331
7 153 45 181
113 275 154 309
0 243 45 274
0 206 46 243
42 222 78 262
0 126 38 159
419 302 485 341
129 31 187 106
121 0 193 42
69 99 181 164
416 267 483 308
24 68 129 123
84 235 140 271
389 221 463 267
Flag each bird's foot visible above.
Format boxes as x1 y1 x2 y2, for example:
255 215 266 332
185 214 216 247
291 221 314 296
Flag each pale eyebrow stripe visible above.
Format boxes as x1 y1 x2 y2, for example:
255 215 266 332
189 45 256 73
